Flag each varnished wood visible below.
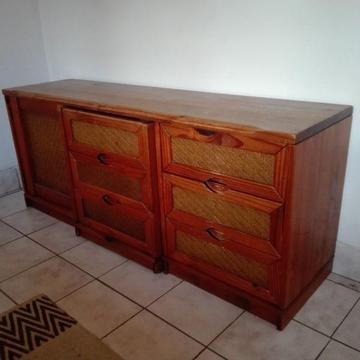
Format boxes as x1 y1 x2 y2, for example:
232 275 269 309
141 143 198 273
281 117 352 307
3 79 352 143
3 79 352 330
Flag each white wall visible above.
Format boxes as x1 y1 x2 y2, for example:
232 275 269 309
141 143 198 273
0 0 49 170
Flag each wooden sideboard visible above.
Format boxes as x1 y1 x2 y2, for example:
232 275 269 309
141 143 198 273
3 79 352 329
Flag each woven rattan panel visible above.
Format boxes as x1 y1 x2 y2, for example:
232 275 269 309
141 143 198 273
171 137 275 185
177 231 267 287
77 160 142 202
23 113 70 195
173 187 270 240
72 120 139 157
83 198 145 241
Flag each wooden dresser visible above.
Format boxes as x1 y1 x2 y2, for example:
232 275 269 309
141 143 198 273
3 80 352 329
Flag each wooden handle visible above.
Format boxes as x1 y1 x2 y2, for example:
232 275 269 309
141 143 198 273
195 128 216 137
206 228 226 241
204 178 228 193
102 194 120 206
96 153 108 165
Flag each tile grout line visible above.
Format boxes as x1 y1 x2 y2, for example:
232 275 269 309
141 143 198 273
292 319 332 338
314 338 332 360
330 271 360 285
330 296 360 338
55 277 97 304
205 310 246 357
0 213 59 241
100 308 145 340
327 277 360 293
0 288 17 305
141 308 207 347
144 279 184 309
330 338 360 354
0 254 58 290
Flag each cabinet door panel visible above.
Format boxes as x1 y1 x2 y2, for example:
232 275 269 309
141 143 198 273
8 97 74 221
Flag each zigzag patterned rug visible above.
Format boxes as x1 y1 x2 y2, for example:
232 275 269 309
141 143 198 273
0 294 121 360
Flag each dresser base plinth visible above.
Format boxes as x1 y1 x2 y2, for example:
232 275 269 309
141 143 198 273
76 224 163 273
24 194 75 225
165 257 332 330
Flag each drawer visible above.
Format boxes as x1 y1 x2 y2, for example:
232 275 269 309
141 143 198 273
165 218 281 303
63 108 153 169
163 174 283 257
75 187 157 255
69 152 154 210
161 124 288 201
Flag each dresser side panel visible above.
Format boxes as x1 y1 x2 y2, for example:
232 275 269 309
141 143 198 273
282 117 352 307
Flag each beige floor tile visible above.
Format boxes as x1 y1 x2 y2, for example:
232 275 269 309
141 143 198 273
295 280 359 335
210 312 328 360
29 222 86 254
0 292 15 313
318 341 360 360
334 242 360 282
0 257 92 303
2 208 57 235
100 261 181 306
328 273 360 293
334 300 360 351
0 221 22 246
149 282 242 344
196 349 224 360
0 237 53 281
61 241 127 277
0 192 26 218
103 310 203 360
58 280 141 338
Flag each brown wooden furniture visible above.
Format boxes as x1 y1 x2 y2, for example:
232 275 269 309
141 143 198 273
3 79 352 329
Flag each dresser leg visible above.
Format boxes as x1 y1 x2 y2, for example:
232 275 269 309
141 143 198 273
24 196 33 207
153 258 163 274
162 260 169 274
75 226 82 236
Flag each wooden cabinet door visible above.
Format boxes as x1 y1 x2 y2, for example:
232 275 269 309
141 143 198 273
6 97 74 222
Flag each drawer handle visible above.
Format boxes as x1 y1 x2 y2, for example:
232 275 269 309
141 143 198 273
195 128 216 137
97 153 108 165
204 179 228 193
102 194 120 206
206 228 226 241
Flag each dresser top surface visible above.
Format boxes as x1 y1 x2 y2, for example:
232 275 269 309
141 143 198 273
3 79 352 143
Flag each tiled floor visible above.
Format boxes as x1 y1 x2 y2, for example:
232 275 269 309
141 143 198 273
1 191 360 360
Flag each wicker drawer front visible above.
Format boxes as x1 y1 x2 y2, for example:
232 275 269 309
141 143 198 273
177 230 267 287
63 108 152 168
173 186 270 240
163 174 283 255
72 120 138 157
22 110 71 195
70 152 154 209
164 219 281 301
172 137 274 184
161 125 288 201
82 197 145 241
75 187 156 253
